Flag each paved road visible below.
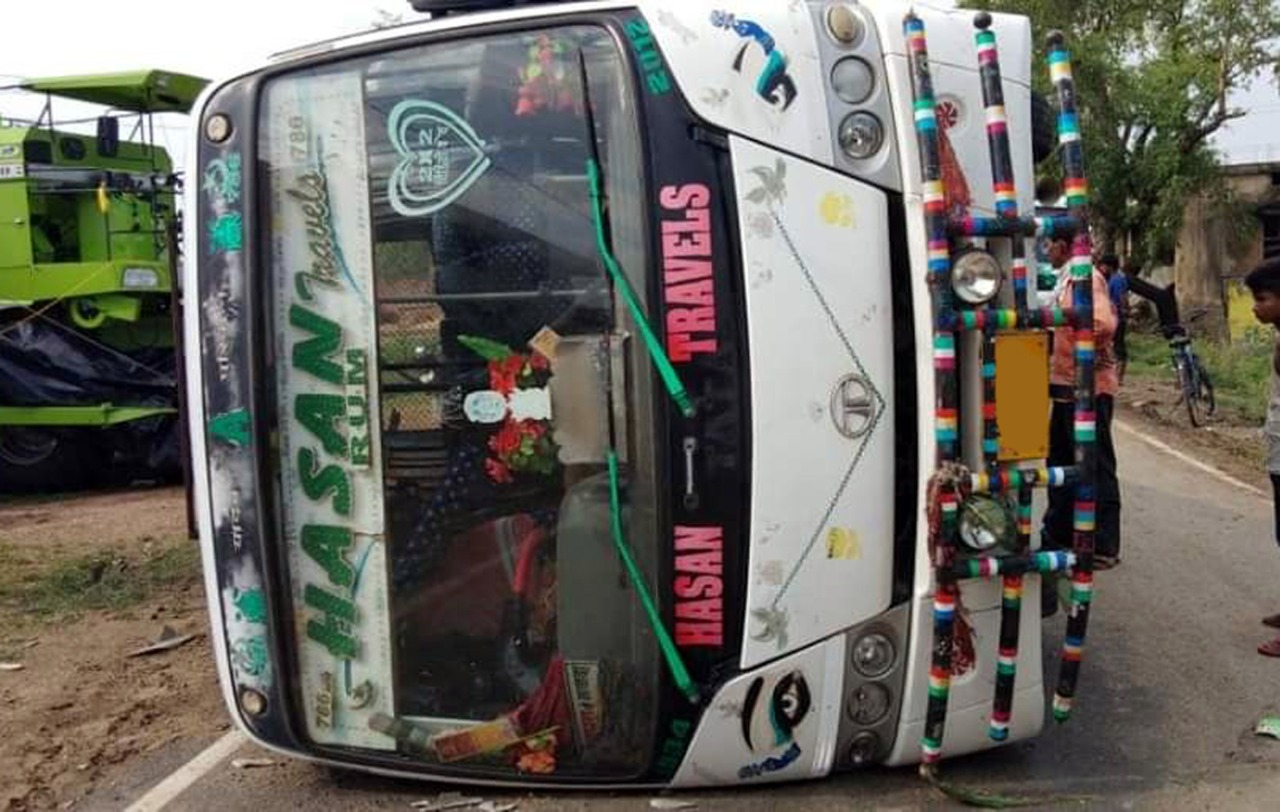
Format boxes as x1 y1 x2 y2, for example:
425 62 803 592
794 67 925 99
89 424 1280 810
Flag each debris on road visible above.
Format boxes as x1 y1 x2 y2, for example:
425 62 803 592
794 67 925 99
231 757 278 769
126 625 198 658
410 793 518 812
650 800 699 810
410 794 484 811
1254 716 1280 739
0 662 24 672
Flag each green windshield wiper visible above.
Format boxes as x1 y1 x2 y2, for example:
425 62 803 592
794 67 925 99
577 49 695 419
607 450 700 705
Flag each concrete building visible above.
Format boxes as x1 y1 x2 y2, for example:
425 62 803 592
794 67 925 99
1173 157 1280 340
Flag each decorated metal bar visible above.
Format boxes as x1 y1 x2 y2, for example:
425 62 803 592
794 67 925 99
957 307 1075 331
974 13 1028 741
974 14 1027 313
952 549 1076 579
905 12 959 767
948 214 1082 238
1048 30 1098 723
968 465 1077 494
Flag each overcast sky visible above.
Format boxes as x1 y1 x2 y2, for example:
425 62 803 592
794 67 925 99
1 0 1275 167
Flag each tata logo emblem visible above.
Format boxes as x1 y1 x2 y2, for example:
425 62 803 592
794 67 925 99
830 374 875 439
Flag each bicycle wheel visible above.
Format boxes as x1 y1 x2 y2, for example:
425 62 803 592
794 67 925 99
1196 359 1216 417
1184 361 1210 427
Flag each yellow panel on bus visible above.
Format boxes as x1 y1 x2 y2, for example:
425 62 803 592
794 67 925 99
995 331 1050 462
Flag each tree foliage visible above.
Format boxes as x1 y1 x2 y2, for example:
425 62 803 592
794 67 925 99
961 0 1280 266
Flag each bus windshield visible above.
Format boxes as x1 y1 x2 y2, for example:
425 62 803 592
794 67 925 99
260 24 663 778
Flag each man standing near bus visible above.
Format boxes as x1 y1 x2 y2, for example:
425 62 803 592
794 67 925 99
1100 254 1129 384
1244 258 1280 656
1042 238 1122 616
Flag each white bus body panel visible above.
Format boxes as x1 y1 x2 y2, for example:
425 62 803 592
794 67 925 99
639 0 832 167
730 136 897 670
671 636 846 786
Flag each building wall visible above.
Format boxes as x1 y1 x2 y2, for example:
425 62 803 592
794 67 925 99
1174 164 1280 340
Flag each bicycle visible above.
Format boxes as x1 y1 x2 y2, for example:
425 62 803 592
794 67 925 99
1127 275 1216 427
1165 324 1216 427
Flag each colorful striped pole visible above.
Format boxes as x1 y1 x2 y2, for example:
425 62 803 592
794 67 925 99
973 13 1029 742
974 14 1029 315
1047 30 1097 723
905 12 959 767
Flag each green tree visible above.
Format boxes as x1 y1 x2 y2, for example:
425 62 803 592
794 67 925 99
962 0 1280 266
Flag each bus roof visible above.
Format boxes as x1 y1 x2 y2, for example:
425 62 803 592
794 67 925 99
18 70 209 114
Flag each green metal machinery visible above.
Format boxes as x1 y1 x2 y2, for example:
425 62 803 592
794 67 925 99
0 69 208 491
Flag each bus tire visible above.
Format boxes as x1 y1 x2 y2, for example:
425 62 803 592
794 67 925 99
0 427 98 494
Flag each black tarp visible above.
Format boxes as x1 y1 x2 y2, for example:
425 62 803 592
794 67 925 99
0 318 176 407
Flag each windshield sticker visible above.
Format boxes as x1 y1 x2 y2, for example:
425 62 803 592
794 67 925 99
209 408 251 448
709 11 797 112
222 561 271 689
737 670 810 780
660 184 718 364
386 99 491 218
208 212 243 254
673 525 723 647
202 152 243 206
267 71 393 751
624 18 673 95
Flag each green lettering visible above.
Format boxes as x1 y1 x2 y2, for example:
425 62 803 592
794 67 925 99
298 447 352 515
295 394 347 457
301 524 354 587
290 305 344 385
346 395 367 428
304 584 357 659
350 435 371 467
345 349 367 385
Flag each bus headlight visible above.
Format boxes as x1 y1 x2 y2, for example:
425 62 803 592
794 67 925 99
851 632 895 678
847 682 892 725
826 3 865 46
951 248 1002 305
831 57 875 105
838 112 884 160
959 494 1014 552
847 731 880 767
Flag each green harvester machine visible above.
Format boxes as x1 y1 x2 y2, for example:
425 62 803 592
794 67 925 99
0 69 207 492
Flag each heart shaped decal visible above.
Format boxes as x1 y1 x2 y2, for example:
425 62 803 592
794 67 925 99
386 99 491 218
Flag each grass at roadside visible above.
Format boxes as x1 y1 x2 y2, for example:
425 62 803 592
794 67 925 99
1125 330 1271 424
0 538 200 637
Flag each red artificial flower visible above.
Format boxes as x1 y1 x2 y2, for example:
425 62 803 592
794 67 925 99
528 353 550 372
490 420 525 457
485 458 513 484
488 357 520 396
